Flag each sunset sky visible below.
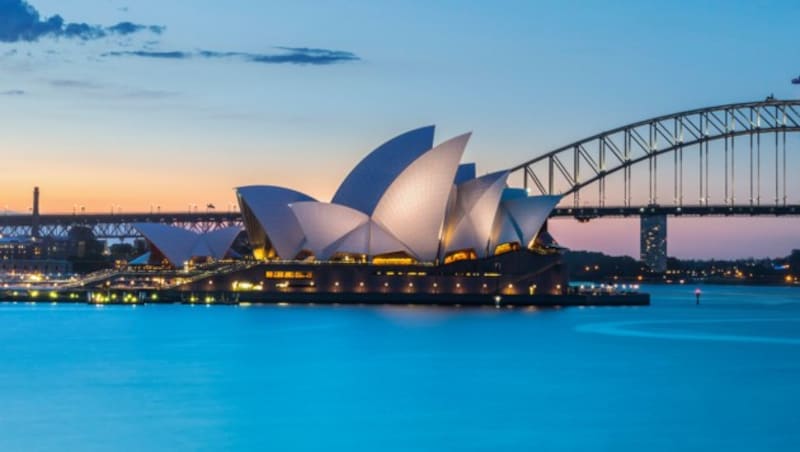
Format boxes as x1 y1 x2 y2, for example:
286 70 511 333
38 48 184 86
1 0 798 259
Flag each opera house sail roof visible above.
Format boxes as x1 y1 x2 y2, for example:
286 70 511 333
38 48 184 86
235 126 562 265
134 223 243 267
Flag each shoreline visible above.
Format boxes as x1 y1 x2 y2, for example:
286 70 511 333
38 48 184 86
0 289 649 308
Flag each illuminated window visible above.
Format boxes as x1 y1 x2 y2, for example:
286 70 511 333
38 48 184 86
494 242 521 256
373 252 416 266
444 249 477 265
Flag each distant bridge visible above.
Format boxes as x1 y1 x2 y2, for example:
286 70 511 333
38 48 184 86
0 212 242 240
552 204 800 221
509 99 800 270
511 99 800 208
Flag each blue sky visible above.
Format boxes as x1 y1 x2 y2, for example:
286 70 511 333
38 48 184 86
1 0 799 258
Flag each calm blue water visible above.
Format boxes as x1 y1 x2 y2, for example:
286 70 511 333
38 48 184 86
1 285 799 451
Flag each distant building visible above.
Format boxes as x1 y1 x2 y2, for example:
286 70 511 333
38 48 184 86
0 225 107 275
0 237 71 274
640 215 667 273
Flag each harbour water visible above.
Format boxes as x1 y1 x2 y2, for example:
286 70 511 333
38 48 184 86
0 284 798 451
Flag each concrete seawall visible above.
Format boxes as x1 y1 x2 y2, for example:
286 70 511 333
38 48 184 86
0 289 649 307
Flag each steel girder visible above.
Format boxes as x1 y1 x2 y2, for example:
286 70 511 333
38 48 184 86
0 212 243 239
512 99 800 208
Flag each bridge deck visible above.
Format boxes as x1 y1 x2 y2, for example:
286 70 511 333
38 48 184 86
552 204 800 219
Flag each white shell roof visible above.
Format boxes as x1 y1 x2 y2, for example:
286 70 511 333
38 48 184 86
367 221 414 256
372 133 470 261
443 170 509 257
201 226 244 259
332 125 435 215
328 221 370 257
490 195 562 249
290 201 415 260
134 223 244 267
134 223 198 266
236 185 315 259
491 207 521 247
289 202 369 260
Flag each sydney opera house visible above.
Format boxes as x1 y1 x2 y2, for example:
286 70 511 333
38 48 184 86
135 126 567 301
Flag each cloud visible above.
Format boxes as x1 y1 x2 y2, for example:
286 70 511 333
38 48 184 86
0 89 25 95
48 79 103 89
45 78 178 100
103 47 360 65
103 50 189 59
106 22 165 36
0 0 164 42
122 88 177 99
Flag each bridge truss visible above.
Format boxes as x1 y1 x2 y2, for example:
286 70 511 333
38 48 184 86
0 213 242 240
511 99 800 209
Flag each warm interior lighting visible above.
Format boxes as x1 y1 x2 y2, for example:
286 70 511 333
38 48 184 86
373 252 416 265
252 248 267 261
331 253 367 263
266 271 313 279
493 242 520 256
443 249 477 265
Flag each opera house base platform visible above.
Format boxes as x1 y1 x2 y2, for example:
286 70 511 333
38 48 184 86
0 290 650 308
0 250 650 307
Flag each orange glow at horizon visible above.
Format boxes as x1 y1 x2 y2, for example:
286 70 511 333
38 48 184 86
0 155 348 214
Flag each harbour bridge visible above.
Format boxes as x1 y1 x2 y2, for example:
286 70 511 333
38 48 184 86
509 98 800 270
2 99 798 272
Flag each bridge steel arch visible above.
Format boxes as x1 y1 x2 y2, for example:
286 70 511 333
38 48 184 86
510 99 800 273
510 99 800 208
